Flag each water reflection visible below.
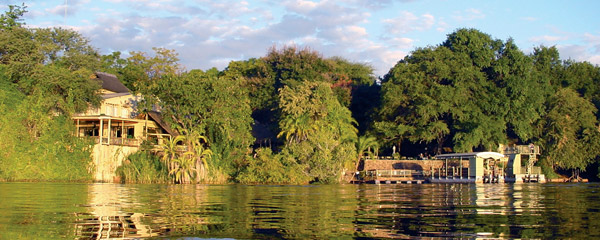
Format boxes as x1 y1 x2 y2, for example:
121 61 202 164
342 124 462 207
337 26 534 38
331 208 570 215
1 182 600 239
75 184 158 239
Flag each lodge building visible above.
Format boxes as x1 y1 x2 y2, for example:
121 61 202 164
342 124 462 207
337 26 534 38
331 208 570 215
73 72 174 182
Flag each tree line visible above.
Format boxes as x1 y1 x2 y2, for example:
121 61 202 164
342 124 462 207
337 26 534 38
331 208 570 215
1 5 599 183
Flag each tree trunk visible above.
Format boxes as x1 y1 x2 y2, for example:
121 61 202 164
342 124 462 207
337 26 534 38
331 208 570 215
195 159 201 183
435 136 445 155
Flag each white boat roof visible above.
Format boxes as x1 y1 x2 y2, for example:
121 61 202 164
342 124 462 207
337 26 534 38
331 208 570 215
435 152 505 160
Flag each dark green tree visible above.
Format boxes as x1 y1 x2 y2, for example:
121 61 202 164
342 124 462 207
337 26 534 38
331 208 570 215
540 88 600 177
155 68 254 182
277 81 357 183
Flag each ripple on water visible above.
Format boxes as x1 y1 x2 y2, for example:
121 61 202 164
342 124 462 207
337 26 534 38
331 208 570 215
1 182 600 238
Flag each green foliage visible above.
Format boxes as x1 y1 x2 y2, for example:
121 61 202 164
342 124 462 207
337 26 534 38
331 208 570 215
154 69 254 182
277 81 357 183
116 151 168 183
99 51 128 78
495 39 547 141
541 88 600 171
355 136 378 171
378 28 600 178
4 4 600 182
156 134 214 184
379 29 544 153
442 28 502 68
0 4 27 29
561 60 600 118
224 58 276 111
262 46 375 108
236 148 308 184
170 153 196 184
0 6 102 115
0 76 93 181
227 48 372 184
121 47 182 94
264 46 331 88
0 6 100 181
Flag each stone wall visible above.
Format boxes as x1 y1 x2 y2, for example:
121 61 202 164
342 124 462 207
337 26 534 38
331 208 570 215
364 159 471 171
92 144 139 182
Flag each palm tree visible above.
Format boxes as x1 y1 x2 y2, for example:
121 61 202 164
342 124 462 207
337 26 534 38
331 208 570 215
355 136 378 172
190 135 213 183
170 153 195 184
278 114 319 144
160 135 186 183
326 105 358 143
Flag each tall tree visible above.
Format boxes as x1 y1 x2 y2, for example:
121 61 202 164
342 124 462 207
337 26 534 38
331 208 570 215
278 81 357 183
541 88 600 176
0 5 98 181
379 29 557 155
492 39 547 142
121 47 182 94
155 68 254 182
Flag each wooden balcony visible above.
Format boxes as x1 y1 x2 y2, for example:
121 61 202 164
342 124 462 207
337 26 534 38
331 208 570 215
87 136 140 147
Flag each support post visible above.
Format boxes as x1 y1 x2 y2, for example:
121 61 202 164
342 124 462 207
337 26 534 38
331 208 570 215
145 112 148 139
459 158 462 179
99 118 104 145
121 120 125 145
445 158 448 179
108 118 111 145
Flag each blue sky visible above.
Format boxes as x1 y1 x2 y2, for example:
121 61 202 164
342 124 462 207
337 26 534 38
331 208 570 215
3 0 599 76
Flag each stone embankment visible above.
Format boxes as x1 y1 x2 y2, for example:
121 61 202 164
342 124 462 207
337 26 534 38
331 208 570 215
363 159 471 171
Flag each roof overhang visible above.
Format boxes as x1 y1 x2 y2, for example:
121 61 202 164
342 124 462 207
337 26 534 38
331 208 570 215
72 116 140 124
435 152 505 160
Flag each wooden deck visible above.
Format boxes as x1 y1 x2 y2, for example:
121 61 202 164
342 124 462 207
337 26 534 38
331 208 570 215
353 169 425 184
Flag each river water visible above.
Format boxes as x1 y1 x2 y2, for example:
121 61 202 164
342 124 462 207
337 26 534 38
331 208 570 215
0 182 599 239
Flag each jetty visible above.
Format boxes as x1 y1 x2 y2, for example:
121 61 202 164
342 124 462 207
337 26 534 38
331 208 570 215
353 145 545 184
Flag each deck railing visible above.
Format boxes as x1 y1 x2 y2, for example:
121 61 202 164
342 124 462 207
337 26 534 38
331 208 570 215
87 136 140 146
502 145 541 155
521 166 542 175
430 167 470 179
363 169 418 181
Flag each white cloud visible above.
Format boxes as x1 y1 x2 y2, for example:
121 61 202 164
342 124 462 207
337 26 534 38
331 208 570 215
554 33 600 65
555 48 599 67
388 37 414 49
436 20 448 32
283 0 319 13
45 0 91 17
587 55 600 65
584 33 600 54
383 11 435 35
453 8 485 22
530 35 569 43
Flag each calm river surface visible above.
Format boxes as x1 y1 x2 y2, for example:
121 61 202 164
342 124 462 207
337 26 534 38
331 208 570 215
0 182 599 239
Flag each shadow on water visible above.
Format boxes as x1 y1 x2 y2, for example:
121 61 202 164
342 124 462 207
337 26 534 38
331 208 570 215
1 182 600 239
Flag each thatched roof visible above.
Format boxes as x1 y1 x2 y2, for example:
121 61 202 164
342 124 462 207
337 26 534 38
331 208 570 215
147 111 177 136
96 72 130 93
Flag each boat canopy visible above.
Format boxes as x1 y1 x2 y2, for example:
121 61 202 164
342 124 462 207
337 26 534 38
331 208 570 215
435 152 505 160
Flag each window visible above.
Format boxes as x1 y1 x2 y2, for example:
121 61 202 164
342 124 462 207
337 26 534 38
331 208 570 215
105 105 112 115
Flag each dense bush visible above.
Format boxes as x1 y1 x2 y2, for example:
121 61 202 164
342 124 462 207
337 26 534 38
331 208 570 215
116 151 168 183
